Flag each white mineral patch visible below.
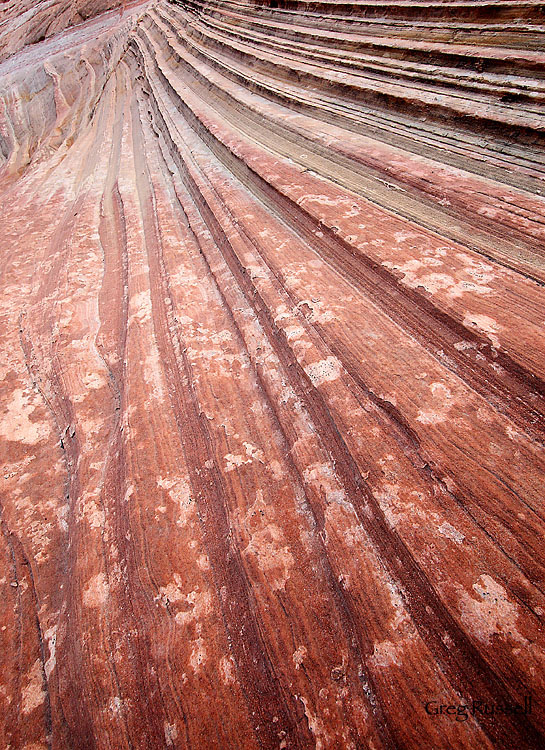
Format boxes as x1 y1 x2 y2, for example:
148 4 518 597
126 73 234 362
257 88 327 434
304 356 342 386
83 572 109 608
0 389 51 444
22 660 45 714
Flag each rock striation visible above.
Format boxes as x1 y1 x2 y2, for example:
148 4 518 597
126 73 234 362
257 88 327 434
0 1 544 748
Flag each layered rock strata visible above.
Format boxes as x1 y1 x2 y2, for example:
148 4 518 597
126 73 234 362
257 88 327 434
0 1 544 748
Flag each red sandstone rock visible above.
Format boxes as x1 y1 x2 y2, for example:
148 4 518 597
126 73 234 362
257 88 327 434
0 1 544 748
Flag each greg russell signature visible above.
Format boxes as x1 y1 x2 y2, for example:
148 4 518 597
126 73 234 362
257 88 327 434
424 696 532 722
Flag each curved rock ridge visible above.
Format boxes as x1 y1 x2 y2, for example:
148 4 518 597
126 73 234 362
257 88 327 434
0 0 137 63
0 1 544 748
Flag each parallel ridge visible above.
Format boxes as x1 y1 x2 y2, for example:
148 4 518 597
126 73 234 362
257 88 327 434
168 0 545 269
0 0 132 62
0 1 544 749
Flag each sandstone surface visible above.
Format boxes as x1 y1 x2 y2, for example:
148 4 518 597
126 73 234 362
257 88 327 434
0 1 544 748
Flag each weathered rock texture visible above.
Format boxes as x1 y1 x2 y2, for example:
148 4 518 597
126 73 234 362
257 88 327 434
0 0 132 62
1 1 544 748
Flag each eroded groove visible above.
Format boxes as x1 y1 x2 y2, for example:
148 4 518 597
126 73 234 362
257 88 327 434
132 29 545 446
135 79 543 748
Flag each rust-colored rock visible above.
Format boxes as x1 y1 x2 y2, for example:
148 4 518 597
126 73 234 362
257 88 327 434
1 1 544 748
